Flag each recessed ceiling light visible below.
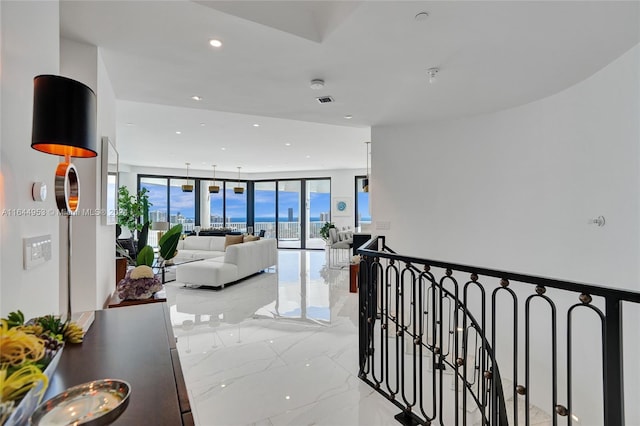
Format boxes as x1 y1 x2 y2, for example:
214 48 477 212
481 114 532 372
209 39 222 48
285 395 291 400
221 147 226 151
427 67 440 84
310 79 325 90
200 123 206 126
415 11 429 21
344 115 353 120
253 123 260 127
126 122 134 126
176 131 182 135
285 143 291 146
306 155 311 159
191 95 202 101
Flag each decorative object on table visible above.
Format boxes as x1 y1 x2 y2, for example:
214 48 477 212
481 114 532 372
194 225 201 236
332 197 351 217
116 264 162 301
319 222 336 242
30 379 131 426
233 166 244 194
363 141 370 193
208 164 220 193
31 74 97 322
181 162 194 192
0 310 84 425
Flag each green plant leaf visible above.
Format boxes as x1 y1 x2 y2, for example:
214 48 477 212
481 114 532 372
159 224 182 246
136 245 154 267
159 224 182 261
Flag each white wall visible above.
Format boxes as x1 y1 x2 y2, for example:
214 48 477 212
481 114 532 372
60 38 117 311
0 1 61 318
372 44 640 424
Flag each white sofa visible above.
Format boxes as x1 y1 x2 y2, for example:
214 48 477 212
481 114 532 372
175 236 278 288
174 235 227 260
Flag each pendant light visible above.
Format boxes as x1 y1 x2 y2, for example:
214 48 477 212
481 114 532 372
362 141 370 193
209 164 220 193
182 162 194 192
233 166 244 194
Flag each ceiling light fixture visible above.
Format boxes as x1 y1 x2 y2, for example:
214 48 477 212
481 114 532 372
182 162 194 192
234 167 244 194
191 95 202 101
285 143 291 146
415 12 429 21
344 115 353 120
176 131 182 135
310 79 325 90
427 67 439 84
253 123 260 127
209 164 219 193
363 141 371 193
209 39 222 48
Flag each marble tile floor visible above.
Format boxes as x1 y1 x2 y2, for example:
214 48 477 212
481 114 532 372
165 250 400 426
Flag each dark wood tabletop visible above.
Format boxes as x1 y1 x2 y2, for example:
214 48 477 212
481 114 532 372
43 304 193 425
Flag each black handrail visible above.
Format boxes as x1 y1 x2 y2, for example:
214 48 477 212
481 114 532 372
357 236 639 426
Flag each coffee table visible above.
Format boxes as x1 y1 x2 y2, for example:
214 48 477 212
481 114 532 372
155 257 205 283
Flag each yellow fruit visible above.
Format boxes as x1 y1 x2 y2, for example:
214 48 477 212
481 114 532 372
0 320 45 366
63 322 83 344
0 364 48 402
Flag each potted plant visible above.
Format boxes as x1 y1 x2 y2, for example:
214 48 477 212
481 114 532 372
320 221 336 241
116 187 151 260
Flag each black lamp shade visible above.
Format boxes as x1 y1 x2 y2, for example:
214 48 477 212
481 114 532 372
31 75 97 158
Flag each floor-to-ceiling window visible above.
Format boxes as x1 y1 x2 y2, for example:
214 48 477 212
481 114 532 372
225 182 247 232
278 180 301 248
254 181 276 238
355 176 371 232
206 180 224 229
140 177 168 246
169 178 196 233
138 174 333 246
306 179 331 249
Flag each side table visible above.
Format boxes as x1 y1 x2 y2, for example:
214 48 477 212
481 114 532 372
108 288 167 308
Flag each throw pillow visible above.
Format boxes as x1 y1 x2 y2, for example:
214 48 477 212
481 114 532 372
243 235 260 242
224 234 244 249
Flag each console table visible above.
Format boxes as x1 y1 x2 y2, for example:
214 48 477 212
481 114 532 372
43 303 193 425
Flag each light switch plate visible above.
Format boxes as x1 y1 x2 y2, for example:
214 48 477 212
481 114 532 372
23 234 52 269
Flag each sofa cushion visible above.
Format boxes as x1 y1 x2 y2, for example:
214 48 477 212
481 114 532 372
243 235 260 242
181 236 213 251
224 234 244 249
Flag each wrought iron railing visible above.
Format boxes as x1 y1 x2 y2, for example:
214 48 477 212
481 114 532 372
357 236 640 425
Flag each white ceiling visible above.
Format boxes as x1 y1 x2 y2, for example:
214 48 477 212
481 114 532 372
59 1 640 174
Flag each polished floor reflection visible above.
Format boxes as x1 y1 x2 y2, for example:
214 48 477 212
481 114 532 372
165 250 399 426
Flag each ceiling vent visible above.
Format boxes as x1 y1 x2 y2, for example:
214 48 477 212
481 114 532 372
316 96 334 104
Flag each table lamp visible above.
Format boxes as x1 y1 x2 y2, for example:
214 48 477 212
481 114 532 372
31 75 97 320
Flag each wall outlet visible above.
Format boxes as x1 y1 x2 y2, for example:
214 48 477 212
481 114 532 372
23 235 52 270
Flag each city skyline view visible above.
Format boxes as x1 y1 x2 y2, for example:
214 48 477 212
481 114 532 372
140 180 371 223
